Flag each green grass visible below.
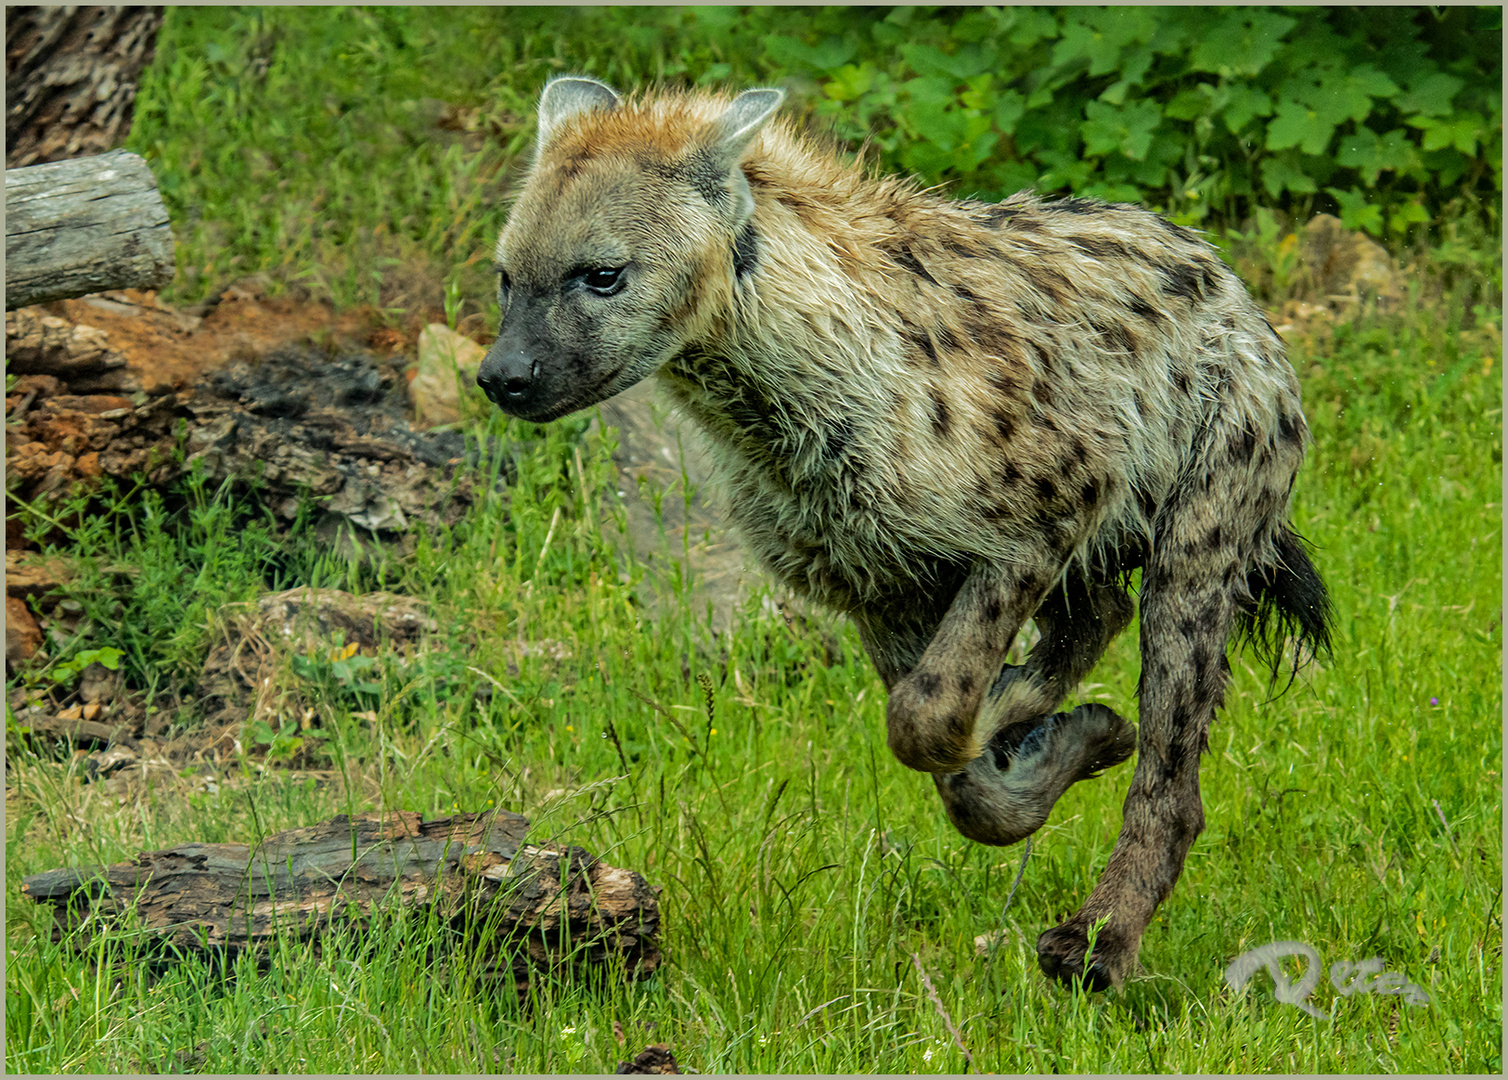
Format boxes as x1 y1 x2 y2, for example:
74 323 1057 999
7 5 1503 1074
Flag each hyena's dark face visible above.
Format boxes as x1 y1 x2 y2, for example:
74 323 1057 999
477 78 782 423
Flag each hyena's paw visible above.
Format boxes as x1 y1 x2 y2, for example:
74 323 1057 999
930 704 1135 847
1065 702 1137 781
1035 916 1137 992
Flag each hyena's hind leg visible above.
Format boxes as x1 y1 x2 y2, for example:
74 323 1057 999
932 572 1138 846
1037 447 1331 991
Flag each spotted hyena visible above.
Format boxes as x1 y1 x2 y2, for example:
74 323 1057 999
477 78 1332 991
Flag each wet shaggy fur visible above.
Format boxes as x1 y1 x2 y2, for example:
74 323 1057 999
479 79 1332 992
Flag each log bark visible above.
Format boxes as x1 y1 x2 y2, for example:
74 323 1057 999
6 149 175 309
21 811 662 995
5 6 165 168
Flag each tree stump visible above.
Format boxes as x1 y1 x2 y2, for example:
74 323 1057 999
20 811 662 996
6 150 176 310
5 6 165 168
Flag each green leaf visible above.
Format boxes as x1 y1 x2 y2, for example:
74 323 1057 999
1336 126 1421 185
1266 98 1333 155
1388 199 1431 236
1260 153 1318 198
823 62 876 103
1326 186 1383 235
1222 84 1273 132
762 33 855 74
1004 8 1059 48
1396 71 1466 116
1081 98 1162 161
1165 87 1214 122
1188 10 1296 76
991 89 1026 135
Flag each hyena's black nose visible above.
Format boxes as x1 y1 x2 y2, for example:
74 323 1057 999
476 342 540 410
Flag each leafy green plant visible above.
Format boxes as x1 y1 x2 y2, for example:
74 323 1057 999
46 646 124 688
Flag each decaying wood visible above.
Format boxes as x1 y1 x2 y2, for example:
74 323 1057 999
21 811 661 994
5 345 497 535
6 149 176 309
5 7 165 169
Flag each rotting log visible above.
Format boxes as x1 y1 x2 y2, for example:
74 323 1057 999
6 149 175 310
6 7 165 169
21 811 661 996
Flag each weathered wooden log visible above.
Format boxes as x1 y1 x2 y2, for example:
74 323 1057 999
21 811 661 994
5 7 165 168
6 149 175 310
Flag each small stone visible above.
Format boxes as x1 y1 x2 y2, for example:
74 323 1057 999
410 324 486 429
5 596 43 663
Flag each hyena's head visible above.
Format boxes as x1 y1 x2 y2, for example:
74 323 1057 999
478 77 784 422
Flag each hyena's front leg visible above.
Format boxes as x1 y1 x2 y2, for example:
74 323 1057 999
877 561 1060 775
932 574 1137 846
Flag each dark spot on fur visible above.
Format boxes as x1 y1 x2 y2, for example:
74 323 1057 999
981 204 1034 229
984 597 1003 623
943 238 984 259
914 671 942 699
1127 294 1166 325
1173 370 1190 395
891 245 939 286
1035 476 1057 502
1277 412 1301 444
733 221 758 279
1132 390 1148 418
985 366 1020 395
1068 235 1134 261
1136 488 1157 520
958 673 976 697
1092 319 1136 354
929 389 952 438
1001 462 1023 486
822 415 854 464
934 323 960 353
1160 262 1206 301
952 281 980 302
1049 197 1101 214
992 409 1014 441
1081 478 1101 508
1031 381 1055 408
906 325 939 367
1025 266 1072 304
1206 525 1222 550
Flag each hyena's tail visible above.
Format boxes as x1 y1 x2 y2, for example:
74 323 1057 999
1237 524 1333 690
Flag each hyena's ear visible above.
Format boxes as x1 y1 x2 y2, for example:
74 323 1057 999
537 76 620 152
700 88 784 226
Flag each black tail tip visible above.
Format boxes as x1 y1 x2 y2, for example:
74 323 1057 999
1239 526 1333 689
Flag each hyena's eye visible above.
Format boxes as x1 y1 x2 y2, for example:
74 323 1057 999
496 268 511 298
580 266 627 296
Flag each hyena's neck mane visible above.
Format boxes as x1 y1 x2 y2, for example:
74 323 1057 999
657 125 934 487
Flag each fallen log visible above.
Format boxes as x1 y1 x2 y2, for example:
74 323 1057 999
6 149 175 310
21 811 661 995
